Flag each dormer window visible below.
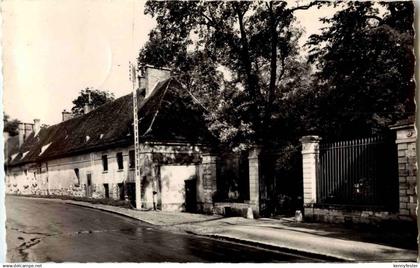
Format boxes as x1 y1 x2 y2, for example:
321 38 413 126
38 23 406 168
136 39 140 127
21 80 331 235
39 142 52 156
22 151 29 159
11 153 18 161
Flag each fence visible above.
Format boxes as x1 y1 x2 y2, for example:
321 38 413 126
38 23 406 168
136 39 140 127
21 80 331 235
317 136 398 209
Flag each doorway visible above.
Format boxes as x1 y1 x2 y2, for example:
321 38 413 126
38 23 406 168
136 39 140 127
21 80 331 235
86 173 92 197
185 178 197 212
103 183 109 198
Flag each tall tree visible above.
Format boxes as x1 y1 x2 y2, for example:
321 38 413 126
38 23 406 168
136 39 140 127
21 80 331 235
3 113 21 136
306 1 415 139
71 88 115 115
139 1 321 149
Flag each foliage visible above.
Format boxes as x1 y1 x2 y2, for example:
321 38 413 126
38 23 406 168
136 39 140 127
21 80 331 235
3 113 21 136
71 88 115 115
305 1 415 139
139 1 321 149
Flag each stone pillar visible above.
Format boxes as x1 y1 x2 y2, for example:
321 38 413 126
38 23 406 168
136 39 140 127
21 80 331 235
300 136 321 210
248 146 262 217
201 153 217 213
391 122 417 220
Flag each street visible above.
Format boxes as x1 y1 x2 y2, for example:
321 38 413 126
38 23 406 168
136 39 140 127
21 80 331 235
6 196 320 262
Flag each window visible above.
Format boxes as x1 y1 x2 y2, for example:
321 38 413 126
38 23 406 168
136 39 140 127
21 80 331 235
129 150 135 169
102 155 108 171
74 168 80 186
116 152 124 170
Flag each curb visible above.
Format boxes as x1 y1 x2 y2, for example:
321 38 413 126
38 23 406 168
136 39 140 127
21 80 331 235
65 201 349 262
200 234 349 262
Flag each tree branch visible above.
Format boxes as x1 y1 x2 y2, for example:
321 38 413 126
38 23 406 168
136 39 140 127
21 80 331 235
288 1 321 13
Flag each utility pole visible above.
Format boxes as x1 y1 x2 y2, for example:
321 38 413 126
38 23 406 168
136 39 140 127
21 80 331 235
130 62 143 209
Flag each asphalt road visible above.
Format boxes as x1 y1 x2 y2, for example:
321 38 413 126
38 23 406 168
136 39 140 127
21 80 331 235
6 195 321 263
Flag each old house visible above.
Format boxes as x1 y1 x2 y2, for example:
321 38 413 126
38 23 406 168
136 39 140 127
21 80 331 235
5 66 224 213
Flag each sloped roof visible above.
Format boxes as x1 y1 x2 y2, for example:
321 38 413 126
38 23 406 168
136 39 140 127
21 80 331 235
138 78 216 144
7 78 216 167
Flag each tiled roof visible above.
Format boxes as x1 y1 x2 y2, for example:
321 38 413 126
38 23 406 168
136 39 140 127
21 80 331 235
7 78 216 167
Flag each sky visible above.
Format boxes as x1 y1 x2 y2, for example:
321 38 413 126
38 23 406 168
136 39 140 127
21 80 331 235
2 0 335 126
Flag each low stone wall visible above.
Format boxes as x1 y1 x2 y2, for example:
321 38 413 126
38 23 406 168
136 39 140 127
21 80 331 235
304 207 407 225
213 202 251 217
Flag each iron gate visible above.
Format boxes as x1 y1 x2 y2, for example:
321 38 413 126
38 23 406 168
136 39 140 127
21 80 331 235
317 136 398 209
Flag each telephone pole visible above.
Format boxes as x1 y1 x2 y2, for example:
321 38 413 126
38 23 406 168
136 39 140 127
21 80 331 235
130 62 143 209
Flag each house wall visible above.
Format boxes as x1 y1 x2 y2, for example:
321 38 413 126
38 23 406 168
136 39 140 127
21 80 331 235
6 163 48 195
5 142 219 214
6 145 135 200
47 145 135 199
138 142 212 212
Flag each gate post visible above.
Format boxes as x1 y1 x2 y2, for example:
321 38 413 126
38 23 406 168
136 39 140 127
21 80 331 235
201 153 217 213
248 145 262 217
390 117 417 220
300 136 321 213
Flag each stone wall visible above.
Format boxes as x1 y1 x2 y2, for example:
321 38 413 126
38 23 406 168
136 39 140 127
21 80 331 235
304 207 402 225
137 142 210 212
213 202 251 217
393 122 417 221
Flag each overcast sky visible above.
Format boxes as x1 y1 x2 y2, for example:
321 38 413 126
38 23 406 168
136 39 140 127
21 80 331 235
2 0 335 125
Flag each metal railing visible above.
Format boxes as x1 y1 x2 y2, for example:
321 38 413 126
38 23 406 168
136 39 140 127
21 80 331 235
317 136 398 209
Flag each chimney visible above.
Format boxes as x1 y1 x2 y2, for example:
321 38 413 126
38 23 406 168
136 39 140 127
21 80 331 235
62 110 74 122
18 123 25 147
83 103 92 114
83 91 93 114
33 119 40 134
25 122 34 136
140 65 171 98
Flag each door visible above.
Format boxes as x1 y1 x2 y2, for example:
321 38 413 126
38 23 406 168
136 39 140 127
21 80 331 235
103 183 109 198
185 178 197 212
125 182 136 207
86 173 92 197
160 165 196 211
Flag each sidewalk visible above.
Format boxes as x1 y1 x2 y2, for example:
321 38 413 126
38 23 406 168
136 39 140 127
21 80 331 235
61 199 418 262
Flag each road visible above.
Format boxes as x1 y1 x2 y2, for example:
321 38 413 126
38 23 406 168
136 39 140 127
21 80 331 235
6 196 321 262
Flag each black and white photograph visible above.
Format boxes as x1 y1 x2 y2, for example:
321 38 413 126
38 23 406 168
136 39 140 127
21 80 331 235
1 0 418 264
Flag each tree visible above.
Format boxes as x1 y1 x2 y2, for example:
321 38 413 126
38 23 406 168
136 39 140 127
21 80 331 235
71 88 115 115
139 1 321 149
306 1 415 139
3 113 21 136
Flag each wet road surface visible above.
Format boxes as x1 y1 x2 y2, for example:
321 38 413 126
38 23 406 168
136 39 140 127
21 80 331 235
6 196 321 262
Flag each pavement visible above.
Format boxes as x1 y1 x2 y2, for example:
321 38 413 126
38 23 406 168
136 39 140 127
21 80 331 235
8 196 317 262
12 196 419 262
